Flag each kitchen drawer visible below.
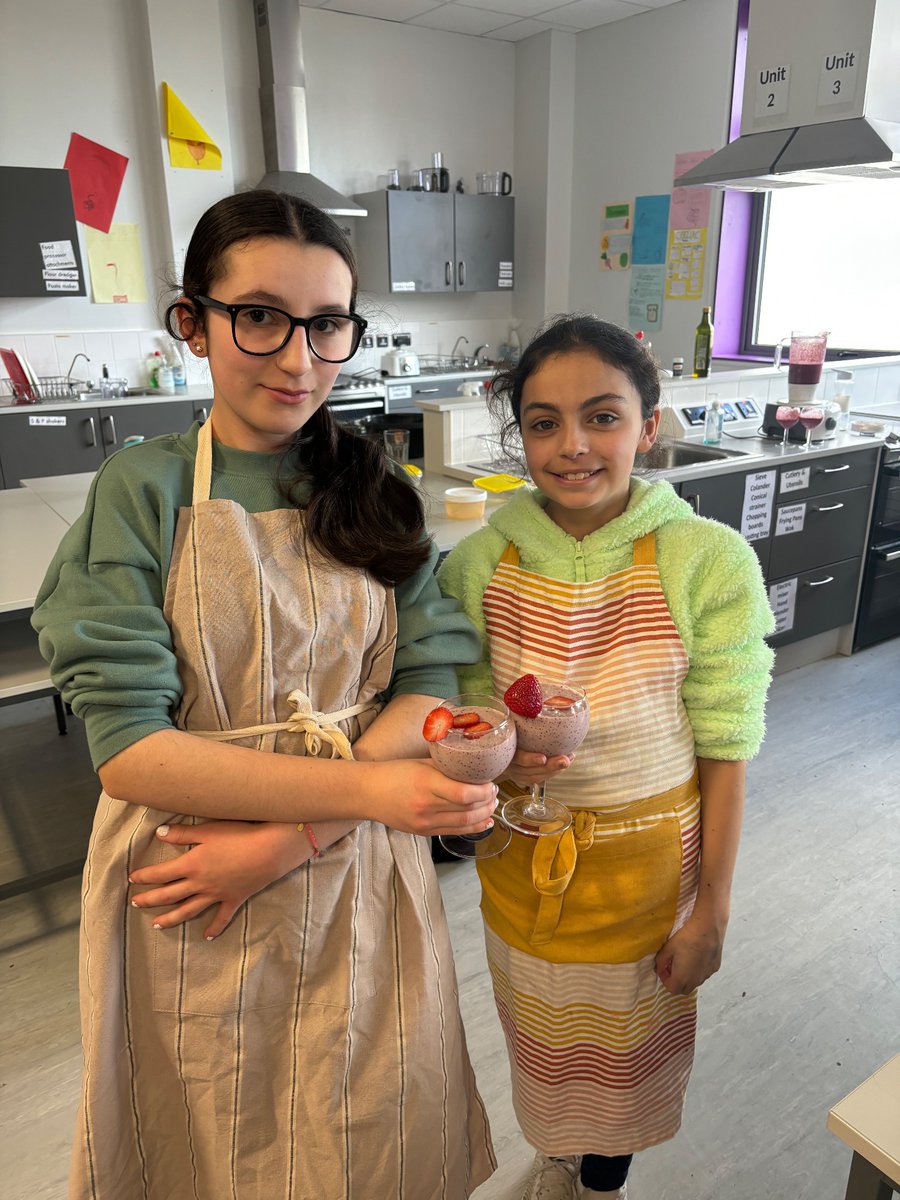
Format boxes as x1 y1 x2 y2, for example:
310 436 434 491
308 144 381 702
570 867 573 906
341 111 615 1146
0 407 105 486
776 447 879 501
768 484 872 579
678 469 770 574
386 376 487 413
767 555 861 647
98 400 196 451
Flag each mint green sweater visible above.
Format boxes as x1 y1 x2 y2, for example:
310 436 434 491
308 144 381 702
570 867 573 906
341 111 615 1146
437 479 775 761
32 424 481 769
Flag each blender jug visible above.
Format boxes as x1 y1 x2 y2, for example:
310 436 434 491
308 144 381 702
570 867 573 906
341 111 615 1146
774 331 829 406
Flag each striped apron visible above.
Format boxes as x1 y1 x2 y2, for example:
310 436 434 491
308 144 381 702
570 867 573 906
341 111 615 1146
68 419 494 1199
477 532 701 1156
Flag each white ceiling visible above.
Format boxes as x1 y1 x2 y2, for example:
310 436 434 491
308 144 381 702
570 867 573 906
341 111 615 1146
301 0 684 42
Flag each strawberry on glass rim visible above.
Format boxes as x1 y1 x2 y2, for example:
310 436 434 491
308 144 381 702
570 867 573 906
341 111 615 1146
422 693 517 861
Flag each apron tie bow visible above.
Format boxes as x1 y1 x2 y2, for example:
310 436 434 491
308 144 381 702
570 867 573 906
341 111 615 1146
190 688 373 759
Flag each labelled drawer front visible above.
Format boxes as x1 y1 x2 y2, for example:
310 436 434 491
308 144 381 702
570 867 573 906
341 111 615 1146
776 447 879 501
387 376 488 413
768 485 872 578
767 556 861 646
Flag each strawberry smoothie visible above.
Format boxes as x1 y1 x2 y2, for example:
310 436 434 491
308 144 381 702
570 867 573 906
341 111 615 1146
427 699 516 784
512 683 590 757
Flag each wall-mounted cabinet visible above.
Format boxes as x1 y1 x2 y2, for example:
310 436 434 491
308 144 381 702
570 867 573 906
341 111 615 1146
354 191 514 295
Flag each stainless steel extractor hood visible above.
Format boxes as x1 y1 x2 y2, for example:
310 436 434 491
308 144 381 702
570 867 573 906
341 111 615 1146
677 0 900 190
253 0 366 216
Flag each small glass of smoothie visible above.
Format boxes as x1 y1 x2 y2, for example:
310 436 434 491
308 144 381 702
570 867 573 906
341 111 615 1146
424 693 516 860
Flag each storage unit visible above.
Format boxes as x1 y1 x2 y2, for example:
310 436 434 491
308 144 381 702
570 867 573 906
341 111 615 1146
0 398 206 488
353 190 514 294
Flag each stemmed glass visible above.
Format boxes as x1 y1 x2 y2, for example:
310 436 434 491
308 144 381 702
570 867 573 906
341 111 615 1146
502 681 589 838
775 404 800 448
425 693 516 860
798 406 825 449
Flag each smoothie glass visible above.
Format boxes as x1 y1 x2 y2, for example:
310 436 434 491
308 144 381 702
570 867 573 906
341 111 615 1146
427 693 517 860
502 682 589 838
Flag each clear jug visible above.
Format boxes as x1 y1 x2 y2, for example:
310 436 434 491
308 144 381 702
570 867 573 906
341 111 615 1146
774 331 829 405
476 171 512 196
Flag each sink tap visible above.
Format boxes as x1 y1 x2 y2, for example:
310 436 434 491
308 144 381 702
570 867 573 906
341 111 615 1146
473 343 490 365
450 336 469 363
66 352 93 390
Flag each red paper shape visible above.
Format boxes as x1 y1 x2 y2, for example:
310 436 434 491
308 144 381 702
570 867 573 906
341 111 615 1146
64 133 128 233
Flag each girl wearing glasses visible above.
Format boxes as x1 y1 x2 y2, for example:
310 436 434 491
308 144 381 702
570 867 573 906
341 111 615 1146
32 191 496 1200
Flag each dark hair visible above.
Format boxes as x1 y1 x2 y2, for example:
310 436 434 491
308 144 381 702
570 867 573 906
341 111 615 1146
165 190 428 586
489 314 661 469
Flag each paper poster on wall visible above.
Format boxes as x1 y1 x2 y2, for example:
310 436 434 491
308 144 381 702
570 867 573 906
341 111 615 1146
600 202 632 270
665 228 706 299
628 264 665 332
163 83 223 170
671 150 714 229
85 224 148 303
64 133 129 233
632 195 670 264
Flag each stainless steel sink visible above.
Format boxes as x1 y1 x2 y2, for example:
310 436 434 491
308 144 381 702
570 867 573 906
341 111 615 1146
77 386 164 402
641 440 748 470
416 356 487 375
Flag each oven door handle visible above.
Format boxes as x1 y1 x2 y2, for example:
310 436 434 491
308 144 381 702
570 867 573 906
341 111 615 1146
875 546 900 561
884 463 900 477
328 399 384 415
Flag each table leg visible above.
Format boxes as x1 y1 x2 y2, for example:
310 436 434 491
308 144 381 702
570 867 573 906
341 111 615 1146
845 1151 897 1200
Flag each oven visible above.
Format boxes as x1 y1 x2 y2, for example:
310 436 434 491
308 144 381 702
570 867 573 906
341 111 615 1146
853 436 900 650
326 376 385 425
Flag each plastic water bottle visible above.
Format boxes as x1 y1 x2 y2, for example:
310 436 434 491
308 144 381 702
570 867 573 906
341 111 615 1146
157 364 175 395
703 396 723 445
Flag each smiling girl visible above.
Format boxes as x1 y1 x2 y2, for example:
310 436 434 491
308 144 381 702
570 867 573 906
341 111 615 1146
438 315 774 1200
32 191 496 1200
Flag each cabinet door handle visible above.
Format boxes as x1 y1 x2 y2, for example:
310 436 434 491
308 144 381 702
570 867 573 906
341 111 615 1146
445 261 452 287
196 406 208 422
458 260 466 287
815 502 844 512
820 463 850 474
805 576 835 587
415 387 440 394
103 414 117 446
84 416 97 447
684 493 700 515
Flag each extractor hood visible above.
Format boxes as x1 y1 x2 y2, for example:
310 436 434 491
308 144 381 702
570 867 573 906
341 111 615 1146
253 0 366 216
677 0 900 190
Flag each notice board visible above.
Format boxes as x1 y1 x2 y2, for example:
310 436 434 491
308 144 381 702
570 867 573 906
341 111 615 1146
0 166 87 297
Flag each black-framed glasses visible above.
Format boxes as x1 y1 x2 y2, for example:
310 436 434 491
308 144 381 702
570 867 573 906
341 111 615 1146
194 295 367 362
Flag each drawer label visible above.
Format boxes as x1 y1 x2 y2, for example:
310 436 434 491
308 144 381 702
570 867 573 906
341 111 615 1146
29 415 67 426
741 469 776 541
768 578 797 636
392 281 415 291
780 467 809 493
775 502 806 536
386 384 412 401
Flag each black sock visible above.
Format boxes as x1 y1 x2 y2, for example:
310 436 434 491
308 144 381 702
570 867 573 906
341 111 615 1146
580 1153 632 1191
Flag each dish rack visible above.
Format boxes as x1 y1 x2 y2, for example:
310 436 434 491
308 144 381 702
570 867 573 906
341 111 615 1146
7 376 90 401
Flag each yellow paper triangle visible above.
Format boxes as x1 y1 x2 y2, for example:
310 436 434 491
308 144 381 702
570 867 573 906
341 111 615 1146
163 82 222 171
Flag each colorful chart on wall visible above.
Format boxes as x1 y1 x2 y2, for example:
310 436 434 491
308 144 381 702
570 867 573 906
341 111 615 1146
665 150 714 300
600 202 632 270
0 165 86 297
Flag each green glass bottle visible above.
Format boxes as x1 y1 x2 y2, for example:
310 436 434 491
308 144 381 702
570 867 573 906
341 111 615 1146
693 306 713 378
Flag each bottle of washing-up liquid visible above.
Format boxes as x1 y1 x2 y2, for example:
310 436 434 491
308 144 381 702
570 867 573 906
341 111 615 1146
703 395 723 446
146 350 163 388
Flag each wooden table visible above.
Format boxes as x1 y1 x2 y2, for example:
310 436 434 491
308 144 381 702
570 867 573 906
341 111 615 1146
828 1055 900 1199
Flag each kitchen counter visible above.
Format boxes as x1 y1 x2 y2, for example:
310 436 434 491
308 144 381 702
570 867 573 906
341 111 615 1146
0 385 214 415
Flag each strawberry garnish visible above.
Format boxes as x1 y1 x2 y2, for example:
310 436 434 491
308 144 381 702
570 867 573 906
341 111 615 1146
503 673 543 719
422 706 453 742
451 711 480 729
544 695 575 709
463 721 494 740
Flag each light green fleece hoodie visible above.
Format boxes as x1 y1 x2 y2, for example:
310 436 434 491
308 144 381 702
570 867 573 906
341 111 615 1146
437 477 775 761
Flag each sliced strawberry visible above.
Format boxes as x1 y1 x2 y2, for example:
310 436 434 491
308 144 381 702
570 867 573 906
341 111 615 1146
544 695 575 709
504 673 543 719
451 711 481 729
422 706 453 742
463 721 494 740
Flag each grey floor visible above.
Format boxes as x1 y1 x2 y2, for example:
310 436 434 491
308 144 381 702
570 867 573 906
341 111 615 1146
2 640 898 1200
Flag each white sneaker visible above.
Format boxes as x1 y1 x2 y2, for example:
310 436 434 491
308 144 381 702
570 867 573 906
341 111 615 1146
521 1152 580 1200
579 1184 627 1199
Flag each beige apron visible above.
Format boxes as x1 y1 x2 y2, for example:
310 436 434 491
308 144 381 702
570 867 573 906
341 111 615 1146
69 420 494 1199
